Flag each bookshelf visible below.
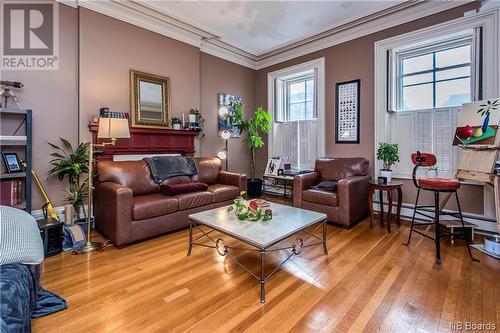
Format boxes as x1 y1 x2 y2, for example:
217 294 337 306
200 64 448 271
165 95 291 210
0 108 32 213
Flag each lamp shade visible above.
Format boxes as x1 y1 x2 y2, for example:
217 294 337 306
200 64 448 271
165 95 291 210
220 130 231 140
97 117 130 139
217 151 227 160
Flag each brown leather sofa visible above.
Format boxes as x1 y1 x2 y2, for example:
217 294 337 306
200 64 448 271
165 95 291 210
293 157 370 228
94 157 246 246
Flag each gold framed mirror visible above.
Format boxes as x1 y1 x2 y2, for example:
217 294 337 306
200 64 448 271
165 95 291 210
130 70 171 129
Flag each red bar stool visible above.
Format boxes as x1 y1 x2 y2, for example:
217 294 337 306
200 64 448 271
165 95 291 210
402 151 478 264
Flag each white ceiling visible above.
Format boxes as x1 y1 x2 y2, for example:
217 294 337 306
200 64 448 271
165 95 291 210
145 1 399 55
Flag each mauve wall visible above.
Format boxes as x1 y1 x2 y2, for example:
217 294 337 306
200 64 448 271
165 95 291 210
0 4 79 210
79 8 200 142
255 2 484 214
0 4 254 210
200 53 256 176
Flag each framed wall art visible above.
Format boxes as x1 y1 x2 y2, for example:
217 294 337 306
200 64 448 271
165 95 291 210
335 79 360 144
130 70 171 129
218 93 242 138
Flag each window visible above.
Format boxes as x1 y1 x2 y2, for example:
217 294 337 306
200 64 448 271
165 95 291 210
384 30 483 178
398 41 472 111
275 72 316 122
268 59 325 170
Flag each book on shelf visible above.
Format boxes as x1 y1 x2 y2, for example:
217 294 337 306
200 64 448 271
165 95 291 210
1 179 24 206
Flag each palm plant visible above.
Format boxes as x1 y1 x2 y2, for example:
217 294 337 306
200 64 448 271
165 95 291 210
47 138 90 217
225 101 272 180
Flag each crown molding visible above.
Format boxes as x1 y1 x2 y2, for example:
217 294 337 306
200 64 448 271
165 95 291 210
60 0 473 71
255 1 472 69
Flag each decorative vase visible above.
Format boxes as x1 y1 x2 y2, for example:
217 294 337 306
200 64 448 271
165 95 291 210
380 170 392 183
188 114 196 123
173 123 181 130
481 113 490 132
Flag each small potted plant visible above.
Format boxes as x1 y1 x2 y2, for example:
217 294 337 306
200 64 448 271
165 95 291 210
171 117 182 130
376 143 399 183
426 166 438 178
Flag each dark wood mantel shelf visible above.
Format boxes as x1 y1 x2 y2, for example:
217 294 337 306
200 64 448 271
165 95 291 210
89 124 198 161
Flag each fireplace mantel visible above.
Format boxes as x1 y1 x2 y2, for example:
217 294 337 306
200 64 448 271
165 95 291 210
89 124 198 161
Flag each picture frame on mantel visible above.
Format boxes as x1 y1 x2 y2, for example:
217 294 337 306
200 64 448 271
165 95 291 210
335 79 360 144
130 70 171 129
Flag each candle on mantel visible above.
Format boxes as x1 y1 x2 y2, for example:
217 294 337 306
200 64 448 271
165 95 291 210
182 113 185 128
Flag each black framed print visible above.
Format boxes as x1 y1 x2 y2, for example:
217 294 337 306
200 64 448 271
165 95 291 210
2 153 22 173
335 79 360 143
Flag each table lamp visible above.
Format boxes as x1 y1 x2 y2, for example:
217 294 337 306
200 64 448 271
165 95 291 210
75 110 130 254
218 130 231 171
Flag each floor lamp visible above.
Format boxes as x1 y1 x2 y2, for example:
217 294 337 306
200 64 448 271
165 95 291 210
75 114 130 254
217 130 231 171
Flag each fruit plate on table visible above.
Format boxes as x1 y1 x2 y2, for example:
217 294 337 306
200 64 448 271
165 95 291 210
453 125 497 145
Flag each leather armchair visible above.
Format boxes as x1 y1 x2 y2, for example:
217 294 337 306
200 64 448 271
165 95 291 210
293 157 370 228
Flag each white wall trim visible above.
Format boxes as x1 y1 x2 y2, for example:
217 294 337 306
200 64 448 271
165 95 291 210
267 58 326 166
372 202 499 234
31 204 89 221
59 0 474 71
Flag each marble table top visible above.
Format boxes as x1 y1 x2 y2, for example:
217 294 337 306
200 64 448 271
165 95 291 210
188 203 327 249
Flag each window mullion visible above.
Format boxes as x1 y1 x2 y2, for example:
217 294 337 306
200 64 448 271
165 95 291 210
432 52 436 109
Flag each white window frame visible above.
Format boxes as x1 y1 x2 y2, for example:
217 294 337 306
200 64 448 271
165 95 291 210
374 9 499 179
276 73 316 122
396 37 473 111
267 58 326 167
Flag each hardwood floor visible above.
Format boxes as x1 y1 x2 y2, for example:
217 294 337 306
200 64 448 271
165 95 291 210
33 206 499 332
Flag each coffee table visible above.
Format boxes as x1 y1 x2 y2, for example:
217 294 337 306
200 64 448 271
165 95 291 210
188 203 328 303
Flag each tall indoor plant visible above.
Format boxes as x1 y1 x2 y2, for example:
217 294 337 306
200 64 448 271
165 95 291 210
47 138 90 219
226 101 272 197
376 143 399 183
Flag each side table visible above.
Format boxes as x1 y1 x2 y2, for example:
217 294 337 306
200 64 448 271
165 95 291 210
262 174 294 198
368 180 403 233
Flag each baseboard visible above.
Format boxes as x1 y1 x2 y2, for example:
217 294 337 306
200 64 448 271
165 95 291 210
373 201 499 234
31 204 89 221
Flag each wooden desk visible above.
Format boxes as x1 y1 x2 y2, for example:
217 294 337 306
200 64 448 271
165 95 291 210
368 180 403 233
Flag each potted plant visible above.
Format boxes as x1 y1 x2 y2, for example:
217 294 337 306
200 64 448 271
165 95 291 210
376 143 399 183
226 101 272 197
47 138 90 223
171 117 182 130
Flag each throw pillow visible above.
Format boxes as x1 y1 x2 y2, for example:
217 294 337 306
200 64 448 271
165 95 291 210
312 180 337 192
160 182 208 196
